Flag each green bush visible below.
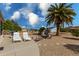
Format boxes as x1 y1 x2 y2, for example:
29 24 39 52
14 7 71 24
38 27 45 35
60 28 70 32
2 20 22 32
60 28 66 32
70 29 79 37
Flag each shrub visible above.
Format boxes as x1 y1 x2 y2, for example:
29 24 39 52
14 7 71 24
70 29 79 37
38 27 45 35
60 28 70 32
2 20 22 32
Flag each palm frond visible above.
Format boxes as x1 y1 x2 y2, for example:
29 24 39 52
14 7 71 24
46 3 76 27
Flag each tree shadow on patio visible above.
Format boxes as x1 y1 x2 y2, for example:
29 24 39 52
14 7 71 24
32 35 43 42
64 44 79 54
63 37 79 41
0 47 4 51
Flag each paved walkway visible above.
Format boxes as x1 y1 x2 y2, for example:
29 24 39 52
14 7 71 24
0 35 40 56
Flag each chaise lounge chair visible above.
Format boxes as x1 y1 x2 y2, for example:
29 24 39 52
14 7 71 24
23 32 31 41
13 32 22 42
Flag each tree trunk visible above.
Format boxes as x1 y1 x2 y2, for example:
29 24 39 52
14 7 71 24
1 21 2 35
0 21 2 35
56 24 60 36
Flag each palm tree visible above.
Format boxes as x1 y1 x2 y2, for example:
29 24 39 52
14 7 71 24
46 3 76 36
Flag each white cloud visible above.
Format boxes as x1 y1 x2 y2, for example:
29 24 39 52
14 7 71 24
19 8 39 25
19 3 51 25
21 26 26 28
19 8 32 19
28 12 39 25
11 11 21 20
39 3 51 16
4 3 12 11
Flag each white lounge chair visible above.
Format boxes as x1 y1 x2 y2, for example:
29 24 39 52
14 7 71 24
23 32 31 41
13 32 22 42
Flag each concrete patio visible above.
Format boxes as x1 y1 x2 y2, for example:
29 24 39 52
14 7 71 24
0 35 40 56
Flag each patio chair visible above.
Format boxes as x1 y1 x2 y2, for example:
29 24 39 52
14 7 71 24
23 32 31 41
13 32 22 42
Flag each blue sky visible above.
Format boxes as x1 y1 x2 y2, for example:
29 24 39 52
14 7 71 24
0 3 79 29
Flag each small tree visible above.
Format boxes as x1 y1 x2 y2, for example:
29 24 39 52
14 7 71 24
3 20 22 32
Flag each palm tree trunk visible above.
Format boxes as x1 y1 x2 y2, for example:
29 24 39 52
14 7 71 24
56 24 60 36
